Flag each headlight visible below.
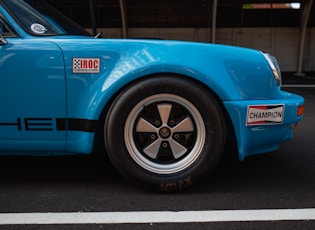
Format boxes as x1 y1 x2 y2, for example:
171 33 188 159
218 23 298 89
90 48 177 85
261 52 282 87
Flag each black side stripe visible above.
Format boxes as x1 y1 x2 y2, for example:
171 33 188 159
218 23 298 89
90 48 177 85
56 118 98 132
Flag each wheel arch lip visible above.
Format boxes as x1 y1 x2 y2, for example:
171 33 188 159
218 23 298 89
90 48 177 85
90 67 224 128
81 64 234 122
91 70 236 161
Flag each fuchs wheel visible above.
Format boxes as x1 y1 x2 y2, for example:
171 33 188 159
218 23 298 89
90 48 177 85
105 76 225 192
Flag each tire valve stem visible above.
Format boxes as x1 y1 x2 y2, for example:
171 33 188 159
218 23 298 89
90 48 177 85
162 143 168 148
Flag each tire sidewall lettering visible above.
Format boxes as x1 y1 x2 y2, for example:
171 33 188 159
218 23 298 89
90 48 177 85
105 75 226 192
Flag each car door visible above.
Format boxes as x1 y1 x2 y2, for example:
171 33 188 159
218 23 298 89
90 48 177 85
0 19 66 144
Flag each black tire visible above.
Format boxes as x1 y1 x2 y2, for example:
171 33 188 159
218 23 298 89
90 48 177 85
104 75 226 192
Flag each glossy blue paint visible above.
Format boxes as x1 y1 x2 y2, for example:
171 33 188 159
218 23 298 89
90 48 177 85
0 0 304 160
0 38 67 142
55 38 280 120
224 91 304 160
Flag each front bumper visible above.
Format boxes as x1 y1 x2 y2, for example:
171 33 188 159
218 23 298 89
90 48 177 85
224 91 304 161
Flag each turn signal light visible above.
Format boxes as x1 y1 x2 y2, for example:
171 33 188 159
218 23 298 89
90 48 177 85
297 105 304 117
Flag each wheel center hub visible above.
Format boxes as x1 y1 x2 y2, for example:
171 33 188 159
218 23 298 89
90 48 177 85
159 127 171 139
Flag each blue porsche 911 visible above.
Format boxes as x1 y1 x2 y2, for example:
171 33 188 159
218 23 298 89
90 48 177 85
0 0 304 191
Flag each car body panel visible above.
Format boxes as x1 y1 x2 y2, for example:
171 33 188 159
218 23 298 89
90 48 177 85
0 39 67 141
224 91 304 160
0 0 304 161
54 38 280 119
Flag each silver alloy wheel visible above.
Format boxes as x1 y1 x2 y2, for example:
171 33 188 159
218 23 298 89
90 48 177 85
124 93 206 174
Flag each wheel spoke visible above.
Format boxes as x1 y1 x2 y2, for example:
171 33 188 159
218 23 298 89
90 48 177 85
136 117 158 132
172 117 194 133
157 104 172 125
169 139 187 159
122 91 209 177
143 139 162 159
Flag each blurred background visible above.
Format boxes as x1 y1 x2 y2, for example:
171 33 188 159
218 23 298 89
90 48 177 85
46 0 315 76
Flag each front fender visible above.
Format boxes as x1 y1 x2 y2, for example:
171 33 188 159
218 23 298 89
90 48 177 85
56 39 278 120
53 38 282 154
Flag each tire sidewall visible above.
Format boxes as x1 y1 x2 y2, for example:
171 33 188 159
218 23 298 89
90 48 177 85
105 75 225 192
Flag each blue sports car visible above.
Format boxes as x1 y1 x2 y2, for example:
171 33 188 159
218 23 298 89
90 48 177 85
0 0 304 191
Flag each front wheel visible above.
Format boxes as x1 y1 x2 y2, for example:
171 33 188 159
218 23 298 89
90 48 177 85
105 76 226 192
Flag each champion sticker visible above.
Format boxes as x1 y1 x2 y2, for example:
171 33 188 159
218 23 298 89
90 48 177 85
246 104 284 125
72 58 100 74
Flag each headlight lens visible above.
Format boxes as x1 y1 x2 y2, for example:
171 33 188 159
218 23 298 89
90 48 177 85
261 52 282 87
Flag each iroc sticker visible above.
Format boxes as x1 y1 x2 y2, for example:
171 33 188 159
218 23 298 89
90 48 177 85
72 58 100 74
246 104 284 126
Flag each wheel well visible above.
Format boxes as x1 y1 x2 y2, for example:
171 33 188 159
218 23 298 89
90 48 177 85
93 73 237 155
